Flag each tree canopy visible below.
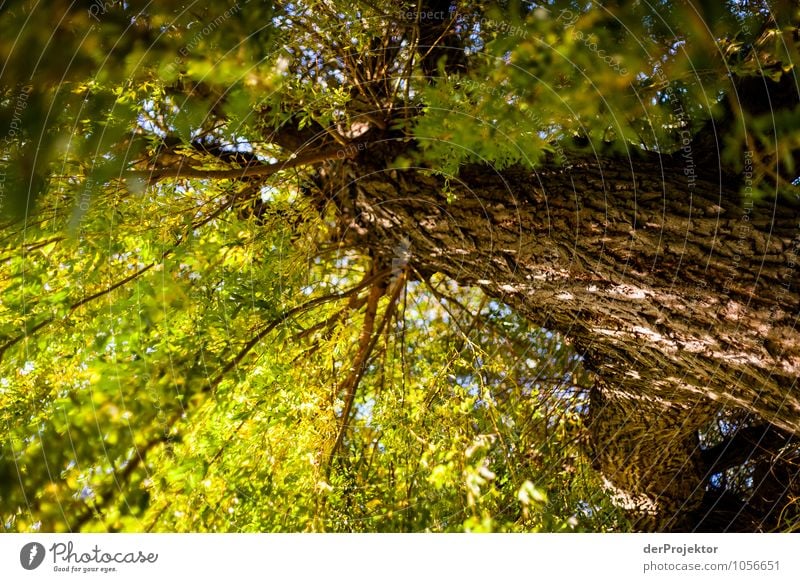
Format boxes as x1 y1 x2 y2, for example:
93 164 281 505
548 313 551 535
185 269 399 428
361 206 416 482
0 0 799 532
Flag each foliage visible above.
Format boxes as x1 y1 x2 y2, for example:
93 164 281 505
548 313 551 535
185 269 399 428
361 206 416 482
0 0 797 531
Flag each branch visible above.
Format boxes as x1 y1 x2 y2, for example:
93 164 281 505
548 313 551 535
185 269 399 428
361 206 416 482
292 293 370 342
0 261 159 363
69 429 178 532
207 267 393 391
327 269 407 472
702 424 794 475
0 198 245 363
127 147 351 184
327 279 386 471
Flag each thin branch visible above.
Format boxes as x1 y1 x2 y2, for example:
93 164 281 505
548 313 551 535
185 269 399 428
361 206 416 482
326 279 386 472
327 269 407 473
0 197 251 363
69 430 177 532
292 293 370 343
0 261 159 363
417 268 481 351
207 268 393 392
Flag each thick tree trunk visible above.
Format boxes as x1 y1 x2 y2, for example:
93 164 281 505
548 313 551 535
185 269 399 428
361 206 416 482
322 147 800 530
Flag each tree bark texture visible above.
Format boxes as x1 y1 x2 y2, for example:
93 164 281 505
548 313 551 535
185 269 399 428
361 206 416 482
318 147 800 530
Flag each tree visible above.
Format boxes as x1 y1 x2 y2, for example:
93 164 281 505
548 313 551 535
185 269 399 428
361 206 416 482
0 0 798 532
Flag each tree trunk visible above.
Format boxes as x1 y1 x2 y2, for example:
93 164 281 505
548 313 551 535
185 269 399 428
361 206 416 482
321 147 800 530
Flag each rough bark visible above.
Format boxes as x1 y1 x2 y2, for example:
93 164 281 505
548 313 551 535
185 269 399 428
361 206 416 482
318 146 800 530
